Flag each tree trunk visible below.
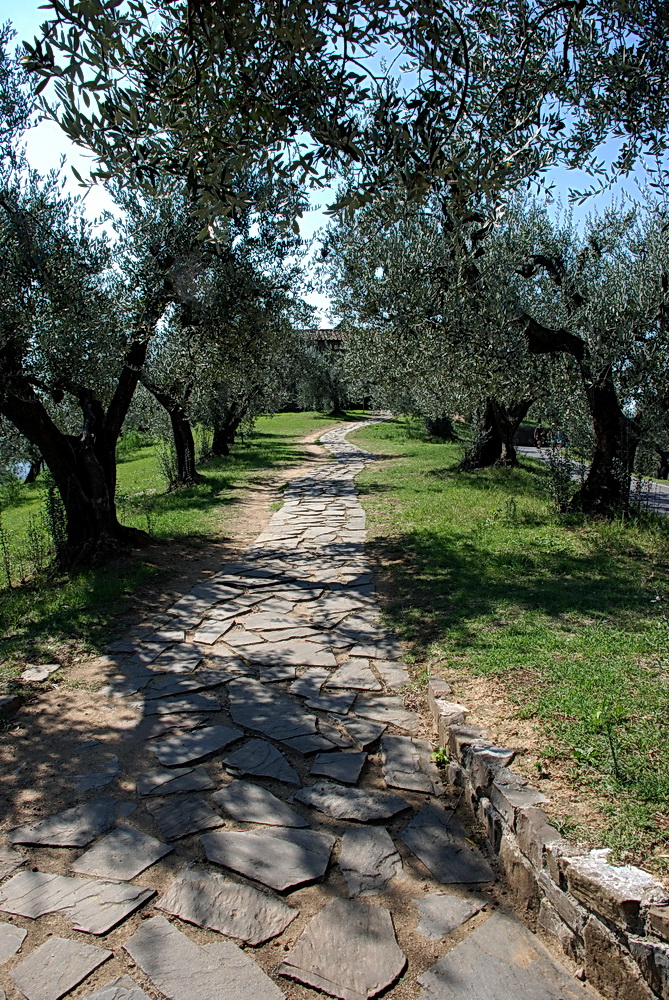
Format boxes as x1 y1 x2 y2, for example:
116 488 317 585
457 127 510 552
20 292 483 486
569 368 639 514
0 386 147 566
140 379 200 487
461 398 531 469
656 448 669 480
169 405 200 486
24 457 43 483
424 415 455 440
211 405 246 457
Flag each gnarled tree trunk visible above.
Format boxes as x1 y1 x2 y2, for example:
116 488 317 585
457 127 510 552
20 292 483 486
461 398 532 469
424 414 455 440
569 368 639 514
140 378 200 487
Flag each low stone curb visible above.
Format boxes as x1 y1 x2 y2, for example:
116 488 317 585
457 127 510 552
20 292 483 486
428 676 669 1000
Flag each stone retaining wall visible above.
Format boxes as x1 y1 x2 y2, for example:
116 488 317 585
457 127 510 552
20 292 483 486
428 677 669 1000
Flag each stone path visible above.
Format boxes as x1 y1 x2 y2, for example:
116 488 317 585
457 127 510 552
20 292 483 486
0 421 602 1000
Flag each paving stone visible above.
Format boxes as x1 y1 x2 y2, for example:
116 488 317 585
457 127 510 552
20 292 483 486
223 738 300 785
192 621 234 644
202 826 335 891
142 693 221 715
7 798 136 846
0 870 155 934
339 717 386 748
73 756 121 794
277 897 406 1000
0 848 24 879
375 660 410 690
150 724 242 766
128 642 172 665
228 678 324 746
292 781 410 821
145 672 229 699
80 976 152 1000
400 803 494 883
257 664 297 683
136 766 214 796
245 640 337 669
349 639 403 660
130 713 209 741
280 732 336 753
11 937 112 1000
260 626 316 642
289 668 331 699
326 660 382 691
310 751 367 784
353 695 420 733
157 866 298 944
417 910 600 1000
213 780 308 827
415 893 481 939
241 612 301 631
20 664 61 683
381 736 444 795
70 825 172 880
124 914 284 1000
0 921 26 962
339 827 403 897
224 630 264 648
305 690 356 714
146 795 224 840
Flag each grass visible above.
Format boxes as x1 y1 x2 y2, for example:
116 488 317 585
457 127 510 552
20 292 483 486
0 411 340 682
350 416 669 878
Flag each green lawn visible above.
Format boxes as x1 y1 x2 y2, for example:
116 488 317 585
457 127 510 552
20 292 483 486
0 411 339 682
350 417 669 877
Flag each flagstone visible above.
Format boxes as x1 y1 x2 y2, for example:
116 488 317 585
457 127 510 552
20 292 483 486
400 803 494 883
339 716 387 748
277 898 406 1000
326 660 382 691
375 659 410 690
201 826 335 891
146 795 224 841
150 724 242 766
414 894 481 939
8 798 136 847
130 713 209 741
353 696 420 733
227 678 322 745
381 736 444 795
142 693 221 715
212 780 308 827
289 667 331 698
0 848 24 880
223 738 300 785
124 915 284 1000
80 976 152 1000
310 751 367 784
245 641 337 668
11 937 112 1000
417 911 601 1000
136 766 214 796
70 825 172 880
0 870 154 934
305 690 356 714
339 827 403 897
292 781 410 821
157 866 298 944
0 921 26 962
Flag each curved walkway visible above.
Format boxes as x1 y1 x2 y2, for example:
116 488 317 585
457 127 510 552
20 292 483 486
0 421 601 1000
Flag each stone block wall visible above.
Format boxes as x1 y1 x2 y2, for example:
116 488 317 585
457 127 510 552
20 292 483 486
428 677 669 1000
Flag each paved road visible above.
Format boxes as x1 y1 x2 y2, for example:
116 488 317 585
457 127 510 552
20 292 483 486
517 445 669 516
0 422 600 1000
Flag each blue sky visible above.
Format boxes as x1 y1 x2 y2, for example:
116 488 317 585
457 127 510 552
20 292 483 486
1 0 657 324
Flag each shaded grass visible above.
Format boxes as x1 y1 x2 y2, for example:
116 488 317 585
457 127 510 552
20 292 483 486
351 417 669 876
0 411 338 681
